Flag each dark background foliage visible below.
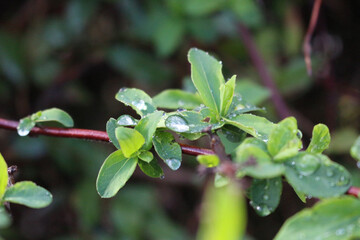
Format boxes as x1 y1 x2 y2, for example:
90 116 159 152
0 0 359 239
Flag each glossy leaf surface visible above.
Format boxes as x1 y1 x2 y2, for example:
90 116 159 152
135 111 163 150
115 88 156 117
138 160 164 178
153 131 182 170
35 108 74 127
153 89 202 109
307 124 331 154
115 127 145 158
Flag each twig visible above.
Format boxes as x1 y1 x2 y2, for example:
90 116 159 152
238 23 291 119
0 117 214 156
346 186 360 198
303 0 323 76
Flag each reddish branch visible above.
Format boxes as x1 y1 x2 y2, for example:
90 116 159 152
0 117 213 156
303 0 323 76
0 116 359 197
238 23 291 119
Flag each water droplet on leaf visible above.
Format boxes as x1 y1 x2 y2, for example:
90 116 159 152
295 154 320 176
166 115 190 132
165 158 181 170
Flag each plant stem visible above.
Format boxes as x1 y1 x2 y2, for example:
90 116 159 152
0 117 213 156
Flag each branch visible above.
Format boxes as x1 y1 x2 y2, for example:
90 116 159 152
303 0 323 76
0 117 214 156
238 23 291 119
346 186 360 198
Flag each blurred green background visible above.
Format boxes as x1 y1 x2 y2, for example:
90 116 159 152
0 0 360 239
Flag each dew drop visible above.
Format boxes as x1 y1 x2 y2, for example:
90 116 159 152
165 158 181 170
160 175 165 180
315 176 320 181
178 100 184 106
132 100 147 111
326 169 334 177
295 154 320 176
335 228 345 236
263 195 269 200
17 128 30 136
165 115 190 132
117 115 137 126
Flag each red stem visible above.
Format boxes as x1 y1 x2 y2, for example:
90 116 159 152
0 117 358 197
303 0 323 76
0 117 213 156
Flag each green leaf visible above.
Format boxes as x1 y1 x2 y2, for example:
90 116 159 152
249 178 282 217
220 75 236 116
35 108 74 127
96 150 137 198
115 88 156 117
165 111 223 134
307 124 331 154
0 153 8 200
3 181 52 208
235 138 285 179
217 125 246 154
153 131 182 170
135 111 163 150
188 48 225 116
196 181 246 240
0 207 11 229
275 197 360 240
17 117 35 136
235 79 270 105
153 89 203 109
115 127 145 158
106 118 120 149
197 155 220 168
227 94 264 117
350 136 360 161
284 153 352 198
267 117 302 162
138 151 154 163
224 114 275 141
138 160 164 178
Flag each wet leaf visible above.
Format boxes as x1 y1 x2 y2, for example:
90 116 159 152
224 114 275 142
35 108 74 127
307 124 331 154
197 155 220 167
96 150 137 198
3 181 52 208
267 117 302 162
0 153 8 199
249 178 282 217
135 111 163 150
115 88 156 117
153 131 182 170
188 48 225 116
138 151 154 163
153 89 202 109
106 118 120 149
138 159 164 178
115 127 145 158
227 93 264 116
117 115 138 126
284 153 352 198
275 197 360 240
17 117 36 137
217 125 246 154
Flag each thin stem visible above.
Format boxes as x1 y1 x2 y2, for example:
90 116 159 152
0 117 213 156
238 23 291 119
303 0 323 76
346 186 360 198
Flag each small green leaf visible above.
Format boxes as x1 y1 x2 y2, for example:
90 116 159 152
138 151 154 163
267 117 302 162
0 207 11 229
214 173 229 188
307 124 331 154
116 115 138 126
153 89 203 109
235 79 270 105
17 117 35 136
96 150 137 198
224 114 275 141
0 153 8 199
138 160 164 178
197 181 246 240
35 108 74 127
3 181 52 208
115 88 156 117
350 136 360 161
197 155 220 167
275 197 360 240
153 131 182 170
188 48 225 116
115 127 145 158
106 118 120 149
284 153 352 198
249 178 282 217
220 75 236 116
135 111 163 150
